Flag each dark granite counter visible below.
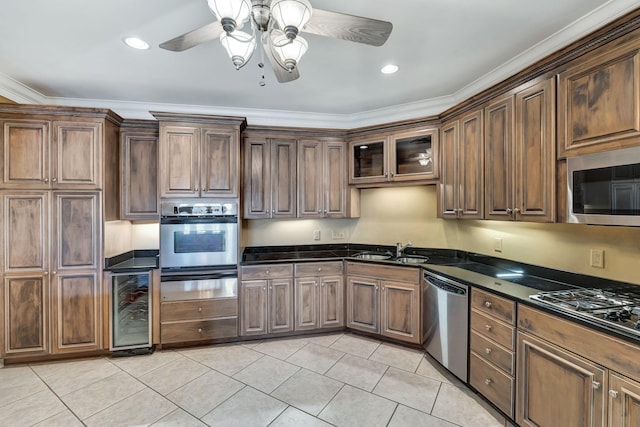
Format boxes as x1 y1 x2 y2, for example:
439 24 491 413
104 250 159 272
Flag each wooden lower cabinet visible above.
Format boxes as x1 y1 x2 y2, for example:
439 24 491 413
240 278 293 336
380 280 421 343
2 274 48 356
609 372 640 427
294 261 344 331
347 276 379 334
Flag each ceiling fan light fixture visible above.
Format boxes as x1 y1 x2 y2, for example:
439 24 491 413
271 0 312 39
207 0 252 32
271 31 308 72
123 37 150 50
381 64 399 74
220 30 256 69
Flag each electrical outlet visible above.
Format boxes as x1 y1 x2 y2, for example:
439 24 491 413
313 229 321 241
332 230 345 240
590 248 604 268
494 237 503 252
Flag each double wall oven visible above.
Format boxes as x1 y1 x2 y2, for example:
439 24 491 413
160 200 239 309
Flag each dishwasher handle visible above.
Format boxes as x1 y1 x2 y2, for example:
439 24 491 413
424 273 467 295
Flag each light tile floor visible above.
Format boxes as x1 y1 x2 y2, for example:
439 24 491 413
0 333 510 427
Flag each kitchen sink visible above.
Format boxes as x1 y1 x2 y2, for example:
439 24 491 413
395 256 429 264
353 252 392 260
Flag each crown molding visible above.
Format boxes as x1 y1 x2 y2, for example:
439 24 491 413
0 0 636 130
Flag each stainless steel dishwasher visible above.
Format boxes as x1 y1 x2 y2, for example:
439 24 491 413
423 270 469 381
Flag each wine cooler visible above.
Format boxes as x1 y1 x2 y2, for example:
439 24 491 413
111 271 152 351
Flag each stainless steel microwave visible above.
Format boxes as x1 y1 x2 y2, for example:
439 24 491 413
567 146 640 226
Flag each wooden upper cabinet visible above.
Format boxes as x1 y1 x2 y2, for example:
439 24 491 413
271 139 297 218
438 110 483 219
52 121 102 189
121 127 159 220
298 139 323 218
324 141 354 218
558 38 640 157
159 125 199 198
200 127 239 197
0 120 49 188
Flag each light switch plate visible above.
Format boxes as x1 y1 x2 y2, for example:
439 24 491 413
313 229 321 240
494 237 503 252
590 248 604 268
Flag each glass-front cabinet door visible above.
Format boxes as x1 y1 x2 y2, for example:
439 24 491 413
349 139 387 184
390 129 439 182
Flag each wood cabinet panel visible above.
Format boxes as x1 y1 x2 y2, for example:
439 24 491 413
298 139 323 218
241 264 293 280
471 288 515 325
346 276 379 334
324 141 351 218
295 277 318 330
346 262 419 283
159 126 198 197
320 275 344 328
271 139 297 218
52 193 100 271
516 331 606 427
240 280 268 336
161 317 238 343
200 128 239 197
2 192 48 272
609 372 640 427
2 274 48 355
470 352 514 417
470 330 515 375
1 120 49 187
471 309 515 350
269 279 293 333
121 132 158 219
244 138 271 218
161 298 237 322
294 261 343 277
52 121 101 188
439 121 458 217
380 280 420 343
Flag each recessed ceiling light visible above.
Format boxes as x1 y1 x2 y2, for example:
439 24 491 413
381 64 399 74
124 37 150 50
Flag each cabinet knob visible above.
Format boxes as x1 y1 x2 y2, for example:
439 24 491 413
506 208 512 215
513 208 521 214
375 285 379 290
197 328 203 333
390 172 394 177
266 270 270 275
484 301 492 308
592 381 601 390
314 282 318 287
318 210 321 213
197 307 202 312
609 390 619 398
43 178 49 183
485 378 493 385
43 271 49 276
263 287 266 291
485 324 492 331
52 178 57 182
323 210 327 215
203 188 207 192
485 348 492 355
317 268 322 272
194 187 199 192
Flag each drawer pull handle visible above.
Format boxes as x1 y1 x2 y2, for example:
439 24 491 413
485 324 492 331
197 307 202 312
609 390 619 398
197 328 202 333
318 268 322 272
266 270 270 275
592 381 601 390
485 348 492 354
485 379 492 385
484 301 492 308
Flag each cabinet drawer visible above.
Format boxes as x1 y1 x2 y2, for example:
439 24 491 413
346 262 419 283
471 309 515 350
161 298 237 322
470 352 514 417
470 330 515 375
295 261 343 277
241 264 293 280
471 289 515 325
161 317 238 343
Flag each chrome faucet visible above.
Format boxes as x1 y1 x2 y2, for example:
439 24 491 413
396 241 413 257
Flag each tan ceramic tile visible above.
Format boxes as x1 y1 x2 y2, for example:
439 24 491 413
373 367 441 413
232 355 299 393
329 333 381 358
139 357 209 395
431 383 504 427
84 387 176 426
0 365 48 406
270 406 334 427
152 408 209 426
0 389 67 426
369 342 424 372
286 343 345 374
271 369 343 415
167 370 244 418
110 350 183 378
388 405 457 427
60 370 146 420
201 386 287 427
251 337 309 360
30 357 121 396
180 344 263 376
325 354 388 391
415 355 455 384
33 409 84 427
319 384 397 427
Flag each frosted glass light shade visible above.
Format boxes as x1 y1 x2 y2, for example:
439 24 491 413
207 0 251 29
220 30 256 69
271 0 312 36
271 30 308 71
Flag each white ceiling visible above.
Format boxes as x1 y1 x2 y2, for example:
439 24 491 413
0 0 638 128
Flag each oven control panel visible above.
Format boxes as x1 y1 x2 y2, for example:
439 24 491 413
161 202 238 217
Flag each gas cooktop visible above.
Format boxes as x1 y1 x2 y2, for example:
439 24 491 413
530 288 640 337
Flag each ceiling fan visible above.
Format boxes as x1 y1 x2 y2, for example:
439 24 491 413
159 0 393 84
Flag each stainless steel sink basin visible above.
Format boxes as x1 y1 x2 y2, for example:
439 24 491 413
395 256 429 264
353 252 392 260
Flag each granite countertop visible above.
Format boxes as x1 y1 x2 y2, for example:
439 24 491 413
104 250 159 272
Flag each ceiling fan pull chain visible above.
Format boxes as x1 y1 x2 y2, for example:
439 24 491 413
257 29 266 86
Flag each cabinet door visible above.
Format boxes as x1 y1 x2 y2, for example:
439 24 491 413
200 128 239 197
298 140 323 218
243 137 271 219
380 280 420 344
2 192 48 273
271 139 297 218
294 277 318 330
159 125 199 198
609 372 640 427
516 331 605 427
52 121 101 189
320 275 344 328
0 120 50 188
323 141 348 218
51 272 101 353
346 276 379 333
485 95 515 221
52 192 100 271
121 132 158 219
514 79 556 223
349 138 387 184
269 278 293 333
390 128 439 182
240 280 268 336
2 274 48 356
458 111 484 219
439 121 458 218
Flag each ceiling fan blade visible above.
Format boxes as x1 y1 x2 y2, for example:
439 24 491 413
302 9 392 47
263 39 300 83
159 21 223 52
